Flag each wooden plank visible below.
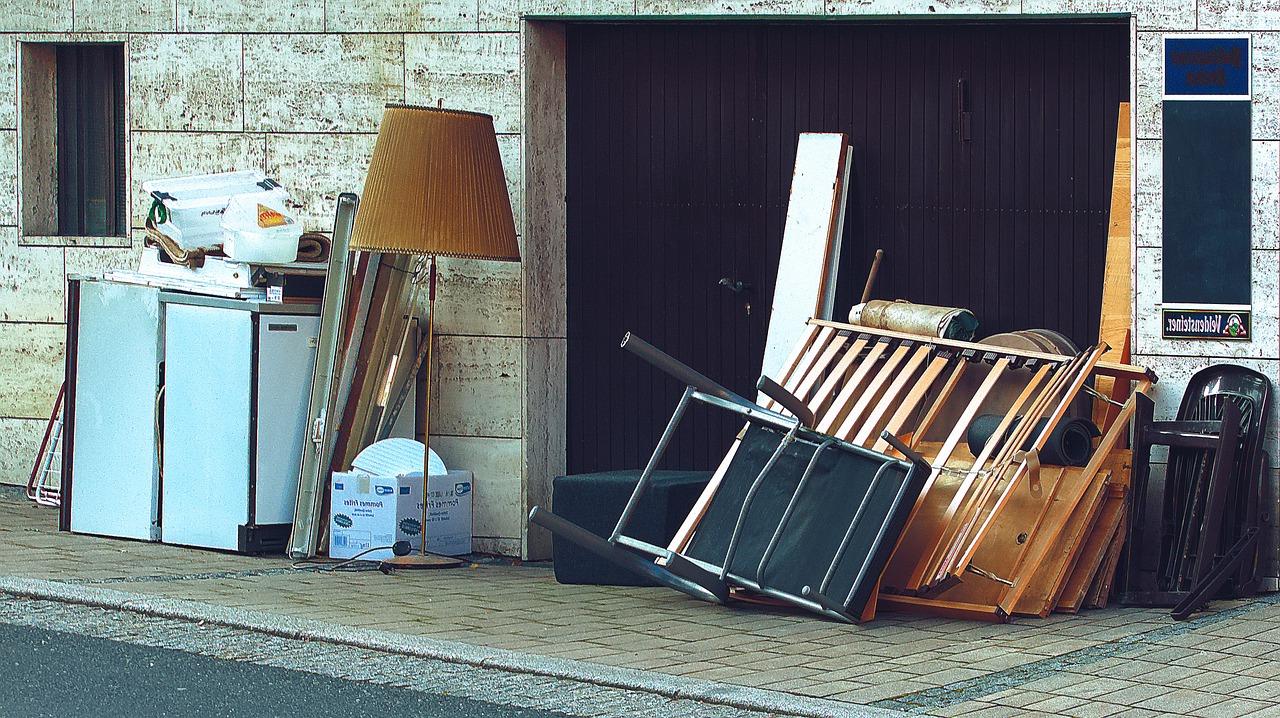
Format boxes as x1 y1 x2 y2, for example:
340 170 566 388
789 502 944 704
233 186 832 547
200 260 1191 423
878 593 1009 623
930 354 1086 579
832 342 913 440
1086 514 1128 609
899 358 1013 589
814 339 889 435
907 466 1071 611
1057 483 1128 613
1012 469 1113 617
1097 102 1132 352
993 383 1150 615
665 437 741 555
872 354 952 454
853 344 931 446
917 363 1054 587
950 345 1114 579
760 133 851 382
809 318 1152 384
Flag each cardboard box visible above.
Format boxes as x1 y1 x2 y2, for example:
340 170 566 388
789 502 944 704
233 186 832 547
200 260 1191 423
329 469 473 560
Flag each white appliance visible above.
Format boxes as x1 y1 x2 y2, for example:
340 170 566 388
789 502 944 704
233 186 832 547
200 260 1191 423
64 277 320 553
161 298 320 552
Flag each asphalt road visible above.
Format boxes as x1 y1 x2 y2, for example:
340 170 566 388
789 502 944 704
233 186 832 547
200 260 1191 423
0 623 574 718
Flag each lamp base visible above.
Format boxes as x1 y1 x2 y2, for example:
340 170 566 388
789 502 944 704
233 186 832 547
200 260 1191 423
380 553 467 570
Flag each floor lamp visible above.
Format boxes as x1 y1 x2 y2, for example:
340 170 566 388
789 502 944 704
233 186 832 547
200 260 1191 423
349 104 521 568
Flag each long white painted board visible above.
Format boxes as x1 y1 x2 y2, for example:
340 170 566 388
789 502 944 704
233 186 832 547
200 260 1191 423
759 132 852 383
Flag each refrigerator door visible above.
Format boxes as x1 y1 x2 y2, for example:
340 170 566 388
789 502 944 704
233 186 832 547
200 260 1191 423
162 303 253 550
69 281 162 541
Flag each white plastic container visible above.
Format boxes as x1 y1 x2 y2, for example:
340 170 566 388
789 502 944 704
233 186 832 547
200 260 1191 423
220 193 301 264
142 171 292 252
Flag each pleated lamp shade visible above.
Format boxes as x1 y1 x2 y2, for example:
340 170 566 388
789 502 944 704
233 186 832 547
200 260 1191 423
350 104 520 261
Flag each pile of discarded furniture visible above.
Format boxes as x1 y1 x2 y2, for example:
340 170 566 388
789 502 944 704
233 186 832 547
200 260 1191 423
533 319 1156 623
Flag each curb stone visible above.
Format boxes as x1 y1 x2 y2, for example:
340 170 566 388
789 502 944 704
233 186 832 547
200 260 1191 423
0 575 909 718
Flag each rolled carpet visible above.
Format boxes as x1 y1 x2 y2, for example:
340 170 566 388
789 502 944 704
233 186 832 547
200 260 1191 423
296 232 331 263
966 414 1101 467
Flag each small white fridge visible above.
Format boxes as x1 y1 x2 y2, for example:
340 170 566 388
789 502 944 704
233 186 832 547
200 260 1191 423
160 297 320 552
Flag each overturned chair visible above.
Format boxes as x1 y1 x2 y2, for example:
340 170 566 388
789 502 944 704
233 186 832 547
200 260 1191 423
529 332 931 623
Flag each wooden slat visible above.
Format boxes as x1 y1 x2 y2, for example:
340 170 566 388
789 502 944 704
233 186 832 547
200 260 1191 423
768 326 837 411
1057 482 1128 613
872 354 953 454
814 339 890 435
832 342 914 440
906 359 969 451
807 337 868 420
809 319 1153 384
853 344 931 446
791 332 851 406
917 363 1054 586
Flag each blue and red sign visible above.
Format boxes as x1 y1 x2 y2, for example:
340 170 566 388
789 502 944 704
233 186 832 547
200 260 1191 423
1165 36 1251 98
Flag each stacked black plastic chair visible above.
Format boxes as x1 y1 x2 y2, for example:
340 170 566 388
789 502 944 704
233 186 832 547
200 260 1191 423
1120 365 1271 618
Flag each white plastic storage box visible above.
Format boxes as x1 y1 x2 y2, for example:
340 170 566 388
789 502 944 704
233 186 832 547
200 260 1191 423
142 171 298 261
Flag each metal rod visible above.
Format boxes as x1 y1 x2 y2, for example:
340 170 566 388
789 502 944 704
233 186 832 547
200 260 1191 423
621 332 749 407
288 192 357 559
755 439 834 581
611 386 694 541
820 461 894 595
418 256 436 557
720 423 798 581
846 463 917 605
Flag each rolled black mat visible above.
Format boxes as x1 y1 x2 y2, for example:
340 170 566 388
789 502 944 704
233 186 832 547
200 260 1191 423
966 414 1101 467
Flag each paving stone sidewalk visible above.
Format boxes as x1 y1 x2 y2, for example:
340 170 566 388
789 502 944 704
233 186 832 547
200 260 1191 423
3 494 1280 718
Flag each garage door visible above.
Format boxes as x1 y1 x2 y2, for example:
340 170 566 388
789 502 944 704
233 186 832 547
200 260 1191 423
566 20 1130 474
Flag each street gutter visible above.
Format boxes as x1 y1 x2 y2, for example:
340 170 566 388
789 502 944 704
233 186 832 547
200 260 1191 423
0 575 908 718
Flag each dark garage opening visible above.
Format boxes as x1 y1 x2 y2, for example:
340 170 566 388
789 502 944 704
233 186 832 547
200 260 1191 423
565 20 1130 475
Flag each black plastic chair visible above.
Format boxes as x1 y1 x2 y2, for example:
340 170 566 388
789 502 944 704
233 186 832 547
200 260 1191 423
1122 364 1271 616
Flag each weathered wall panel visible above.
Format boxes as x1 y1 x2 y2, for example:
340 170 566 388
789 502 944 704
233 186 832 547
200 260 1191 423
129 34 243 132
430 335 523 439
0 227 62 322
0 2 72 33
325 0 477 32
405 33 521 134
264 132 376 231
0 323 64 420
176 0 322 33
244 34 402 133
74 0 174 32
